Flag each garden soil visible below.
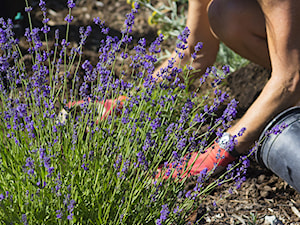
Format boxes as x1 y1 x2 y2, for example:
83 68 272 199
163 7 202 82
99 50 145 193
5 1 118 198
20 0 300 223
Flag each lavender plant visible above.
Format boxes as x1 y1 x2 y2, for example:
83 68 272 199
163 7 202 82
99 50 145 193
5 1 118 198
0 1 252 224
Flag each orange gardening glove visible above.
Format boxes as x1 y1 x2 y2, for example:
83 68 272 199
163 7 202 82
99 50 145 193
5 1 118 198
156 141 237 180
66 96 127 123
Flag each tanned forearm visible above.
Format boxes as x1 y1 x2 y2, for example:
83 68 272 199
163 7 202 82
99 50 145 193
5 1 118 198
228 0 300 153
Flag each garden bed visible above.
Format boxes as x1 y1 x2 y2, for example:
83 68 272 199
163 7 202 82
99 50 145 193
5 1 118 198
12 0 300 223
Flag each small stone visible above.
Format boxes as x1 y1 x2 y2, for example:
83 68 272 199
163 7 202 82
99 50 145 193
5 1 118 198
258 174 266 183
260 190 269 198
264 215 276 224
264 215 284 225
95 1 104 7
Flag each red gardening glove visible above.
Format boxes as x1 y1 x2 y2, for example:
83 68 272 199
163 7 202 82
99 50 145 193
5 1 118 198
155 141 236 180
66 96 127 123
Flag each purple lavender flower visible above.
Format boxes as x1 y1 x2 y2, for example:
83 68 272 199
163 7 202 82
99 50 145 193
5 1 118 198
25 6 33 12
56 210 63 219
177 27 190 44
67 213 73 220
122 4 139 34
28 28 43 51
0 193 4 201
149 34 164 54
68 199 76 212
221 99 238 123
183 190 191 199
121 159 130 174
249 141 260 156
25 157 35 176
150 117 161 132
176 42 188 51
81 163 89 171
120 214 124 222
134 2 140 9
52 125 57 133
94 17 109 34
64 15 74 23
194 42 203 52
41 24 50 34
177 137 187 151
235 176 246 189
196 168 208 185
39 0 46 12
222 65 230 75
47 167 55 177
238 127 246 137
55 29 59 40
137 151 148 170
79 26 92 45
88 150 94 160
213 201 217 207
21 214 28 225
267 123 288 136
67 0 76 9
114 154 122 170
156 204 170 225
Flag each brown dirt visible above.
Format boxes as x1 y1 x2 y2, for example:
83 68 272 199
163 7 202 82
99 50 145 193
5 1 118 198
18 0 300 224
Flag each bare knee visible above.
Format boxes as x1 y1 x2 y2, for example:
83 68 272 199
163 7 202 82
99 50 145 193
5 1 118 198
207 0 248 41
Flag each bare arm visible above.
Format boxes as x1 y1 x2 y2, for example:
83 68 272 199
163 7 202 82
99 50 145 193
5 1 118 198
228 0 300 153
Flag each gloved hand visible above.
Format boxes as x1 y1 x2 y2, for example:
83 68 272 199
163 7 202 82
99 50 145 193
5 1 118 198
58 96 127 125
156 141 237 180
